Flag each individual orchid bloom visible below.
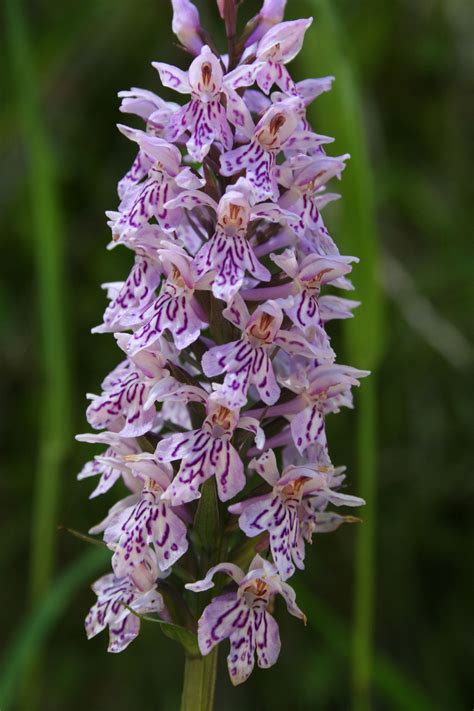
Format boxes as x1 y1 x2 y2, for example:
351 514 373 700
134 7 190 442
319 294 361 322
155 387 265 504
85 568 164 653
86 337 178 437
117 89 181 199
281 127 335 163
254 18 313 95
229 449 364 580
277 152 349 254
91 454 189 575
171 0 203 55
257 84 336 165
126 242 210 354
299 462 365 512
119 86 179 128
92 255 163 333
243 76 332 125
281 363 370 454
270 249 358 338
245 0 287 46
166 178 297 302
76 431 142 498
270 76 335 135
300 509 361 541
109 205 203 258
220 100 300 201
277 153 348 197
104 222 169 259
202 295 321 408
300 497 363 545
107 127 203 240
185 554 305 685
153 45 256 161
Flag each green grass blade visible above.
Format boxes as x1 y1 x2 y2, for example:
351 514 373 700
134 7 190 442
295 584 439 711
302 2 384 709
0 547 109 709
4 0 71 606
4 1 71 708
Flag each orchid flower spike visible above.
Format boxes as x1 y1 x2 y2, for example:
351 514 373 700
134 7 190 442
77 0 368 692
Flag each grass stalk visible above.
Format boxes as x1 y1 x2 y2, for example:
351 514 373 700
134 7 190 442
0 548 109 709
303 2 384 709
295 584 439 711
4 0 71 706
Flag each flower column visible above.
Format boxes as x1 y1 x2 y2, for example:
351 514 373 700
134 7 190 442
77 2 369 709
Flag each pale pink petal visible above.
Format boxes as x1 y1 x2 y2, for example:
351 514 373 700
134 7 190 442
196 594 247 654
185 562 245 592
255 610 281 669
290 405 326 454
248 449 280 486
152 61 191 94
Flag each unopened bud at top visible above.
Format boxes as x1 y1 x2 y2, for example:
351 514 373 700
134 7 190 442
246 0 287 46
171 0 203 55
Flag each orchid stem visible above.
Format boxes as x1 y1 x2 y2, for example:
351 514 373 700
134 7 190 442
180 649 219 711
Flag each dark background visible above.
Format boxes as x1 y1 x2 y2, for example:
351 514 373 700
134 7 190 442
1 0 473 709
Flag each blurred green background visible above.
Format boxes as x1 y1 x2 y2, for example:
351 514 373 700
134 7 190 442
1 0 473 709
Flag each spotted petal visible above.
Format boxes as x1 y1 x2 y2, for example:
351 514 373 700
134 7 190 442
109 483 189 574
162 433 245 504
92 257 162 334
85 573 163 653
195 233 270 303
290 405 326 455
152 61 191 94
86 370 157 437
127 288 207 354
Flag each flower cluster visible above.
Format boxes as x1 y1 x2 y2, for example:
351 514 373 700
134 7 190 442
78 0 368 684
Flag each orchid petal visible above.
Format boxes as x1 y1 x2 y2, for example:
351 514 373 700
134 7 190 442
153 61 191 94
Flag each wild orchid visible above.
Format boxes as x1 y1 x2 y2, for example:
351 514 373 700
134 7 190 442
78 1 368 705
185 554 306 685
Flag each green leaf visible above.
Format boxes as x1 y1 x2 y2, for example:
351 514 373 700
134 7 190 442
58 526 107 548
124 605 199 658
0 548 109 710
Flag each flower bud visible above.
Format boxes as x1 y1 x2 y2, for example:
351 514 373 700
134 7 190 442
171 0 203 55
246 0 287 46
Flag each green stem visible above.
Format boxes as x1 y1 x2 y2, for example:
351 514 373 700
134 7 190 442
180 650 219 711
352 378 377 711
